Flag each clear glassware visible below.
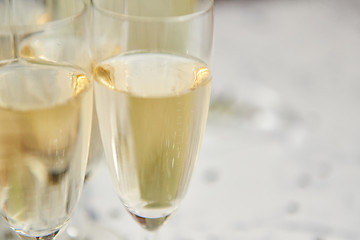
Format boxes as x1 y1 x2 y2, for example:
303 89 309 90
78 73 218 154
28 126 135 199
0 0 93 239
14 0 103 181
2 1 117 239
92 0 214 239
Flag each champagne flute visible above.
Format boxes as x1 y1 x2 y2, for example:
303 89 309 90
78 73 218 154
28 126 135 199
7 1 118 239
0 0 93 239
16 0 103 181
92 0 214 238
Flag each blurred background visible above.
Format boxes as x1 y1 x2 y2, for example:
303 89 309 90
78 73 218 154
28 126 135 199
8 0 360 239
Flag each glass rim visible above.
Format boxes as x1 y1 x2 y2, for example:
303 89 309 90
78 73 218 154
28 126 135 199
93 0 214 22
0 0 86 31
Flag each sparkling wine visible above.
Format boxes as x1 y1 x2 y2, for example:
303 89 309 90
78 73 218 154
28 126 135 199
94 52 211 231
0 60 92 237
19 36 104 180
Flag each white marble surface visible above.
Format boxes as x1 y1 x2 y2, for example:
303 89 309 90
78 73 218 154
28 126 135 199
2 0 359 239
71 0 360 239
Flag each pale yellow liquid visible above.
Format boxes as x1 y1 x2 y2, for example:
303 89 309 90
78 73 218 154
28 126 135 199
94 52 211 231
19 36 103 179
0 60 92 237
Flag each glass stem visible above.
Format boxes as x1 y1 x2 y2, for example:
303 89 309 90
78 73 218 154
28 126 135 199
144 231 158 240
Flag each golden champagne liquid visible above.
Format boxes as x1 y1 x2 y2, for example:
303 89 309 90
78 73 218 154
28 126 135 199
94 52 211 231
20 35 104 179
0 60 92 236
